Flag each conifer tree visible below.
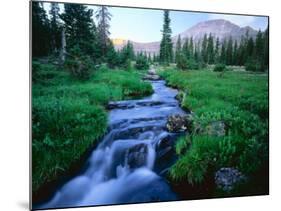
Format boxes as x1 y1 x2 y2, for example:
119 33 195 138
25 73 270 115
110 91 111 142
159 10 173 64
60 4 96 55
201 34 208 63
207 34 214 64
32 1 51 57
175 35 182 64
263 27 269 69
189 37 194 59
214 37 220 63
182 38 189 59
220 39 227 64
232 40 238 65
226 36 233 65
49 2 62 53
96 6 112 60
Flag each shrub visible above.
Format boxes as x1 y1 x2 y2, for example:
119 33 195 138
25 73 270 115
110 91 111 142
176 54 188 70
64 45 94 80
245 60 265 72
175 135 191 155
32 61 41 83
213 64 226 72
187 59 199 70
135 55 149 70
170 135 221 184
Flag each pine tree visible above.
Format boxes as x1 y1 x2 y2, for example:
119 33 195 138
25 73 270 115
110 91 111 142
237 35 247 66
120 41 135 67
60 4 96 55
226 36 233 65
263 27 269 69
32 1 51 57
182 38 189 59
255 30 263 61
106 40 119 68
201 34 208 63
214 37 220 63
246 37 255 60
159 10 173 65
175 35 182 64
96 6 112 60
233 40 238 65
49 2 62 53
207 34 214 64
189 37 194 59
220 39 227 64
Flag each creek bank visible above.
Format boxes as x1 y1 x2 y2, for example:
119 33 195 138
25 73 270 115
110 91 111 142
36 69 188 209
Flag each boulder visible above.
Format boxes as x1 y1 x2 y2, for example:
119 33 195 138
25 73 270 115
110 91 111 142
126 143 148 169
166 114 193 133
148 68 156 75
156 135 174 159
215 167 247 192
143 74 161 81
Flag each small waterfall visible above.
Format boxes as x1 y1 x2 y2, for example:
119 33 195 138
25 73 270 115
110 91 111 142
38 79 185 209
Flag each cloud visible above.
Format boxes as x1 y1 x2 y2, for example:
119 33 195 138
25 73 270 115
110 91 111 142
208 14 256 27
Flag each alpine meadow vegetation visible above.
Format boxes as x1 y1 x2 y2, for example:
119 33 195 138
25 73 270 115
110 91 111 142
32 1 269 202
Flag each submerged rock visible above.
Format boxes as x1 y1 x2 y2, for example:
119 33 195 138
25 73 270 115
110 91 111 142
126 143 148 169
148 68 156 75
215 167 247 192
143 74 161 81
166 114 193 132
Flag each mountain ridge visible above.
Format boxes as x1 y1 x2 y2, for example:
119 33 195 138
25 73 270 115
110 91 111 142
113 19 261 54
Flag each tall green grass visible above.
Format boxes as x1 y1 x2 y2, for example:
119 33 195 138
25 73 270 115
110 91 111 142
159 69 268 191
32 62 152 192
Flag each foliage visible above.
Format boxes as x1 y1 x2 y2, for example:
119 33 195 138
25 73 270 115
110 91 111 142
32 97 107 191
170 135 221 184
160 68 268 187
176 53 188 70
60 3 96 56
160 10 173 64
213 63 226 72
95 6 112 60
64 45 94 80
32 62 153 192
32 2 51 57
187 59 199 70
175 135 191 155
135 54 149 70
245 59 265 72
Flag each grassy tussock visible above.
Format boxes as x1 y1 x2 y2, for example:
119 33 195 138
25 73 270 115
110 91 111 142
159 69 268 188
32 62 152 192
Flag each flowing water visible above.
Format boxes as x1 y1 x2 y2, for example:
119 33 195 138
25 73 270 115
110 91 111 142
38 76 187 209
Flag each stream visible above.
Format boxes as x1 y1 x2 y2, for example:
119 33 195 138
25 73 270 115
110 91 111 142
38 71 187 209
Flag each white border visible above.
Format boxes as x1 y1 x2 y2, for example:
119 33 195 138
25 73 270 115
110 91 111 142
0 0 280 211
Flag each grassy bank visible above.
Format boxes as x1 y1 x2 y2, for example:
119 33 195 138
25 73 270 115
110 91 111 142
32 61 152 193
159 68 269 195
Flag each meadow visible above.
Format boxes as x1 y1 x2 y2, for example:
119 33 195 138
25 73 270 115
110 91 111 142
158 67 269 196
32 61 152 193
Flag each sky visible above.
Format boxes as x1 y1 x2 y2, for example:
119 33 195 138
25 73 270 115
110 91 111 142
43 2 268 43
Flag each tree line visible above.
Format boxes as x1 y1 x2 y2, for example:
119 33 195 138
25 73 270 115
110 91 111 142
33 2 269 76
159 10 269 72
32 2 152 80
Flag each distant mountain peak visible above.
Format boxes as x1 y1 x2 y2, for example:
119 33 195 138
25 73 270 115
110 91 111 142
113 19 259 54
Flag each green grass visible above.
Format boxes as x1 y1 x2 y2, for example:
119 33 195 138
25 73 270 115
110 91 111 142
32 61 152 192
159 68 268 191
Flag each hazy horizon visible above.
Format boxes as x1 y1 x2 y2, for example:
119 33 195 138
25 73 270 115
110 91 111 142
43 2 268 43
